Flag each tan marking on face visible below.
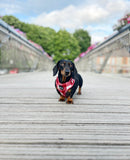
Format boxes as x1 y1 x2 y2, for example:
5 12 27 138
61 69 66 76
60 61 71 77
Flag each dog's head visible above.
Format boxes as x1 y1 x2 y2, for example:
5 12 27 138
53 60 77 77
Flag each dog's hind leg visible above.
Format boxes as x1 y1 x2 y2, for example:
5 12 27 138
77 74 83 95
77 87 82 95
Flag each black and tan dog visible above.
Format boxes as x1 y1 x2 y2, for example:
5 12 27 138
53 59 83 104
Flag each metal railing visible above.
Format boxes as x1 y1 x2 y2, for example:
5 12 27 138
0 19 53 73
76 24 130 74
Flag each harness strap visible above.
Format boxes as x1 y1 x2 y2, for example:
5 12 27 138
56 77 75 97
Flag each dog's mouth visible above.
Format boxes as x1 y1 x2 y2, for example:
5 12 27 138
61 69 71 77
65 70 70 76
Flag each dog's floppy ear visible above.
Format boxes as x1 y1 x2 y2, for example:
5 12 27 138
53 60 60 76
72 62 77 75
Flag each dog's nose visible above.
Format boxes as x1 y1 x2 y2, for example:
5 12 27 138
65 69 70 75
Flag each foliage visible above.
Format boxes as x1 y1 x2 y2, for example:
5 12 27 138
25 25 56 56
2 15 91 62
2 15 22 28
53 30 80 62
73 29 91 53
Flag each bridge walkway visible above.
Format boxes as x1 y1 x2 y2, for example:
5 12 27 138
0 71 130 160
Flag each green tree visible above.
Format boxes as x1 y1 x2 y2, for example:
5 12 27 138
73 29 91 53
26 25 56 56
53 30 80 62
2 15 22 28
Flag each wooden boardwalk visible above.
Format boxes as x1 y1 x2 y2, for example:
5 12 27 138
0 71 130 160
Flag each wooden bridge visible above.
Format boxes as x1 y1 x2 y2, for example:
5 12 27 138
0 71 130 160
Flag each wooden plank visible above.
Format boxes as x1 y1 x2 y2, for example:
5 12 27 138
0 98 130 105
0 125 130 135
1 104 130 113
0 146 130 156
0 155 129 160
0 112 130 124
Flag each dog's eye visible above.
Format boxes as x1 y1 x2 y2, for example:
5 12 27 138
70 63 73 67
68 63 73 67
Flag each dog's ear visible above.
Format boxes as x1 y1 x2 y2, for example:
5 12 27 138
53 60 60 76
72 62 77 75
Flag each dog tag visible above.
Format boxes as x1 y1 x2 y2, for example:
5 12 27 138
59 85 64 90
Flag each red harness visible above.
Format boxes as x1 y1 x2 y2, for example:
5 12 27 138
56 77 75 97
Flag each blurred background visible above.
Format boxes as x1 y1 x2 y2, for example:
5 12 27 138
0 0 130 75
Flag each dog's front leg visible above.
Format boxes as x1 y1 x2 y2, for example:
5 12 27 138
66 89 73 104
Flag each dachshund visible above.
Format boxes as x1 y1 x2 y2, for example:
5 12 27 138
53 59 83 104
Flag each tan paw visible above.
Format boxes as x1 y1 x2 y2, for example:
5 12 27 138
59 95 65 101
66 97 73 104
77 87 81 95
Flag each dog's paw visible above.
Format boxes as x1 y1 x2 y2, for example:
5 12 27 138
77 92 81 95
77 87 81 95
66 97 73 104
59 96 65 101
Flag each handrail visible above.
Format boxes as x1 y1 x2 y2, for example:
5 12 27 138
0 19 43 55
90 24 130 53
